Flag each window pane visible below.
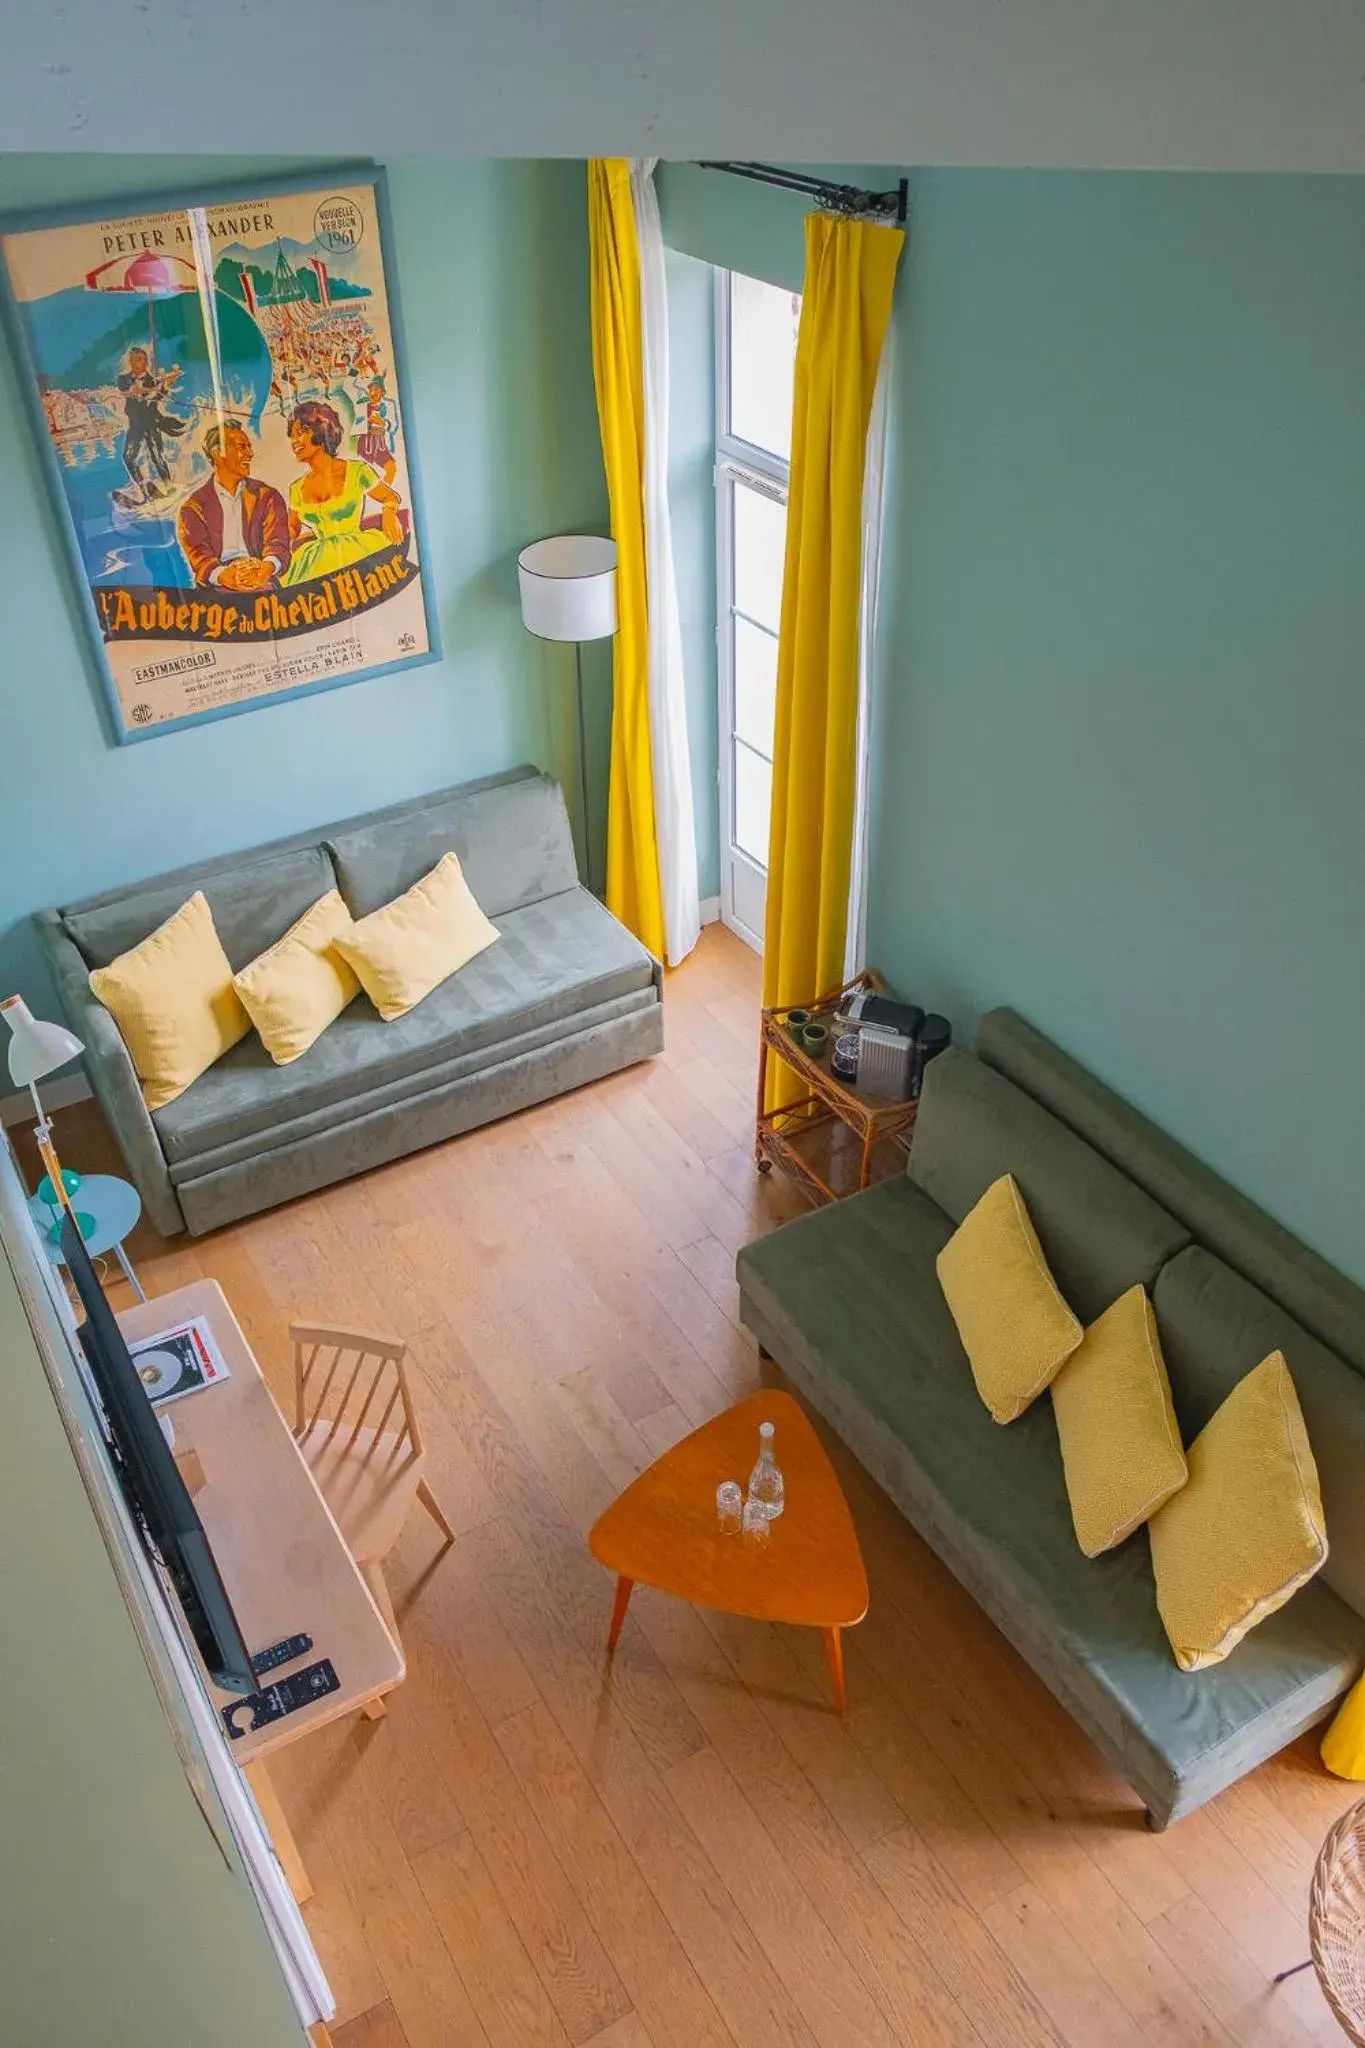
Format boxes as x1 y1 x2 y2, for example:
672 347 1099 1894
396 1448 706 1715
734 616 777 760
733 481 787 634
734 740 773 868
728 272 801 461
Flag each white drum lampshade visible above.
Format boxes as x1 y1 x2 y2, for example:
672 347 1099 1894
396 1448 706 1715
517 535 618 892
517 534 618 642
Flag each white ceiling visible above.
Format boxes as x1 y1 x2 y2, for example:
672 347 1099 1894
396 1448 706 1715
4 0 1365 172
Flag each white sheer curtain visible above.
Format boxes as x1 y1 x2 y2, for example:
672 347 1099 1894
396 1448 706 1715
629 158 701 966
845 334 893 979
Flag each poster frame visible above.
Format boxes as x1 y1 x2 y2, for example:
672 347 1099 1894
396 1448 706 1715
0 159 441 745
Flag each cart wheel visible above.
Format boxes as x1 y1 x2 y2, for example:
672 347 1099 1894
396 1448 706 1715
756 1157 772 1174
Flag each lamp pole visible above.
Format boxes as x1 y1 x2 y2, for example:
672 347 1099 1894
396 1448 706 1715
2 994 84 1210
574 641 592 894
516 534 618 905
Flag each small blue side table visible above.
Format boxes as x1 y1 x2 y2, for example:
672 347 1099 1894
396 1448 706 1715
29 1172 146 1302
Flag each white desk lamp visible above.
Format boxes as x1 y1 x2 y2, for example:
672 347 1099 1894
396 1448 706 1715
2 995 85 1211
517 534 618 889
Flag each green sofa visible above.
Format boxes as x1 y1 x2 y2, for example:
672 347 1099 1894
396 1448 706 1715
736 1011 1365 1827
36 766 663 1237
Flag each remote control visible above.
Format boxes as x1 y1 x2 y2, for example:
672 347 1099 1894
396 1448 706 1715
250 1632 314 1677
222 1657 339 1740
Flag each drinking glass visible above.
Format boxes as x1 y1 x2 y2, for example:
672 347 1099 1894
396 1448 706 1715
716 1480 743 1535
742 1495 771 1542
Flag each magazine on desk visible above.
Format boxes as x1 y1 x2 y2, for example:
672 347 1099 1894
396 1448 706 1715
127 1314 231 1406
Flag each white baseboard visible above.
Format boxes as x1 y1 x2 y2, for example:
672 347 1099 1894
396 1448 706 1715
1 1073 93 1130
700 896 722 926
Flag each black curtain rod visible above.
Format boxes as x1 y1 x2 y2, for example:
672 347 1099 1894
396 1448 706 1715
695 161 908 226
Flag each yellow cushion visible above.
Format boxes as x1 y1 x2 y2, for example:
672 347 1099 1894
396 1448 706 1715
1051 1285 1188 1557
333 851 498 1021
936 1174 1083 1424
88 890 249 1110
1322 1673 1365 1780
232 890 360 1066
1149 1351 1327 1672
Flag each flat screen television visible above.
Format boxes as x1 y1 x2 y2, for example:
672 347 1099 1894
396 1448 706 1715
60 1209 255 1695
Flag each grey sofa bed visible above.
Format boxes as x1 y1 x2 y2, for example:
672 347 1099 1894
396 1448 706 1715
737 1010 1365 1827
36 766 663 1237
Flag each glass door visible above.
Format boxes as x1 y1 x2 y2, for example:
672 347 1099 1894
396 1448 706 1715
715 271 800 953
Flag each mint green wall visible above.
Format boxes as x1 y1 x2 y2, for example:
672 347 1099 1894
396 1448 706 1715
0 155 607 1017
873 171 1365 1285
660 164 1365 1285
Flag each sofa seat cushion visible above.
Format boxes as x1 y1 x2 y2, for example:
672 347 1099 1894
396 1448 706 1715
737 1179 1364 1803
154 886 654 1165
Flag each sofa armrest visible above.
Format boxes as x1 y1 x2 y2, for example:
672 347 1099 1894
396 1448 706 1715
33 909 185 1238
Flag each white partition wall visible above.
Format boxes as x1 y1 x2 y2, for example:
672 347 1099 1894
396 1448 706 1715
0 1132 330 2045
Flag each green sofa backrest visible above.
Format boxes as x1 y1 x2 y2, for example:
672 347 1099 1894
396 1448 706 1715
327 769 577 921
53 765 576 973
908 1047 1190 1325
976 1007 1365 1382
962 1008 1365 1622
64 846 334 971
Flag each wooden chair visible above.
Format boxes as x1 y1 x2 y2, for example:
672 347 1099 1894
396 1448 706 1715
289 1322 455 1684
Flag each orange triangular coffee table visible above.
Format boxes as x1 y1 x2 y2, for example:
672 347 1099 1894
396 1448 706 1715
588 1390 868 1712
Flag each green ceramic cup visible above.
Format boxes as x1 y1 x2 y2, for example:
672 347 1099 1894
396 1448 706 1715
786 1008 812 1038
800 1022 830 1057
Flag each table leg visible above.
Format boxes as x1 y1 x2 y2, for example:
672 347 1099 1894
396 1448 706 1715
754 1030 770 1163
244 1757 313 1904
857 1121 877 1192
607 1575 634 1654
823 1627 847 1715
112 1238 147 1302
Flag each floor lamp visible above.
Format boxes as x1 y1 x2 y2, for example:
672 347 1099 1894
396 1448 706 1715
2 994 85 1210
517 535 618 893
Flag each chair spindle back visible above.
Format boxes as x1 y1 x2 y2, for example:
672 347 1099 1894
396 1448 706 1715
290 1322 422 1465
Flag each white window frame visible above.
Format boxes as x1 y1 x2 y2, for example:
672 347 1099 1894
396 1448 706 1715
715 268 791 955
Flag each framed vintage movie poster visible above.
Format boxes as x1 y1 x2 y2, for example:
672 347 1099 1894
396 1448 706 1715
0 165 438 742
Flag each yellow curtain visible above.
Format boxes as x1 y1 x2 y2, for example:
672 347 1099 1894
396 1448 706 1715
587 160 666 962
1323 1675 1365 1778
763 215 903 1093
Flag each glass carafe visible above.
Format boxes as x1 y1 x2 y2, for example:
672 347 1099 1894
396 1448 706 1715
747 1419 785 1520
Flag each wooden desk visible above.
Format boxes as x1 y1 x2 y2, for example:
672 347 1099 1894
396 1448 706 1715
118 1279 404 1898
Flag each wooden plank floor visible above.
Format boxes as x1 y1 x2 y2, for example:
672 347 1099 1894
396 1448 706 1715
25 925 1359 2045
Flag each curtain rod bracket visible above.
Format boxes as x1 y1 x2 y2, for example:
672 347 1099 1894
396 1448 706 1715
695 162 909 229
